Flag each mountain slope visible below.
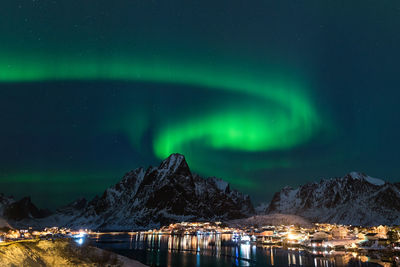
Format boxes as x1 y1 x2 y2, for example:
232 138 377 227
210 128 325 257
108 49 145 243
228 214 312 228
43 153 254 230
266 172 400 226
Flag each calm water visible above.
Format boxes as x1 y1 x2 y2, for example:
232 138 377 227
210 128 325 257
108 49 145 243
87 233 382 267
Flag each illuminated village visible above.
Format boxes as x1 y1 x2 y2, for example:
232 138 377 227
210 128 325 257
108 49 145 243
2 222 399 264
139 222 400 265
143 222 400 252
0 227 86 242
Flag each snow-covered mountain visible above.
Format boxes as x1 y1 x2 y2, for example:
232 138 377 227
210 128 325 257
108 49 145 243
39 153 254 230
266 172 400 226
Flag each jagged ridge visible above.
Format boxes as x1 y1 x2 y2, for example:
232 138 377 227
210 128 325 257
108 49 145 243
266 172 400 226
43 153 254 230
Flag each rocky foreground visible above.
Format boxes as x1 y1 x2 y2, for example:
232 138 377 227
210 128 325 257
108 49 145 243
0 239 146 267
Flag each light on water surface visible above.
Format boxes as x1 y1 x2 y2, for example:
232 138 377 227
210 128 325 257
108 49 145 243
88 233 369 267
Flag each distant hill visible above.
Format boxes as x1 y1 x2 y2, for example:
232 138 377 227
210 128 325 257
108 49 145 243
0 193 50 228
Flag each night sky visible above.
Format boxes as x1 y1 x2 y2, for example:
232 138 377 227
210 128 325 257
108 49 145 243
1 1 400 209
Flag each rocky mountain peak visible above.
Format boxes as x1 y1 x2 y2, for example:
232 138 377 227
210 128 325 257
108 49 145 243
1 154 254 230
267 172 399 226
36 153 255 230
158 153 191 178
346 171 386 186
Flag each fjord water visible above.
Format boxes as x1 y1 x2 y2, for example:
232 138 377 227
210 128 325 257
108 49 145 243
89 233 379 267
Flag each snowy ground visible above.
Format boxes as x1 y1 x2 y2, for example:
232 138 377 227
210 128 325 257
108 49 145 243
228 214 312 227
0 239 147 266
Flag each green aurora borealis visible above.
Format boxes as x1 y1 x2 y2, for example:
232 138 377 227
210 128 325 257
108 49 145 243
1 0 400 208
0 54 321 158
0 53 323 185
